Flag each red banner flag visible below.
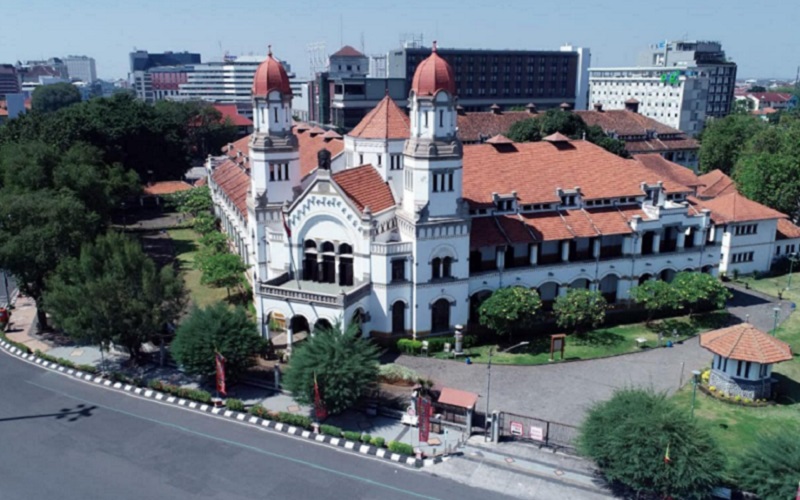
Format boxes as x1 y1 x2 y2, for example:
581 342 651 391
215 352 227 396
418 396 432 443
282 211 292 238
314 373 327 421
795 480 800 500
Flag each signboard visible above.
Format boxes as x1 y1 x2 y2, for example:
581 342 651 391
550 334 566 361
510 421 524 436
418 397 432 443
529 426 546 442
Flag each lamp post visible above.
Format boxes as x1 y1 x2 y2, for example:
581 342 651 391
772 306 781 336
788 253 798 290
484 341 530 441
690 369 701 419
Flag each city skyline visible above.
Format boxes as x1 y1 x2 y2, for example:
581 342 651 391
1 0 798 81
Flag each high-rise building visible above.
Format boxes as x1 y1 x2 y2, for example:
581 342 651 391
388 44 589 112
128 50 201 102
589 40 736 134
63 55 97 83
0 64 20 96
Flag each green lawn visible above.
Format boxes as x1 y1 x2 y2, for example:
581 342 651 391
434 312 728 365
670 273 800 474
168 228 229 308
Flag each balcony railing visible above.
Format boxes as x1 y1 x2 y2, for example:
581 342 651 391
371 241 413 256
258 280 371 308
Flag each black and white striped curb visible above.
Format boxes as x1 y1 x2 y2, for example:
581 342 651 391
0 341 448 468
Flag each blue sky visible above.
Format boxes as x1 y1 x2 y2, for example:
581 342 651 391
2 0 797 80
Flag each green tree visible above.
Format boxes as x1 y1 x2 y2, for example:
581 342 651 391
198 253 246 298
506 117 542 142
44 232 185 362
671 272 731 316
166 185 212 216
746 85 767 92
478 287 542 337
31 82 82 113
193 212 217 235
171 303 266 382
0 190 100 329
629 280 681 325
154 100 238 160
505 110 627 157
698 113 765 174
537 108 587 137
553 289 607 333
579 388 724 498
734 430 800 500
283 321 380 415
199 231 229 255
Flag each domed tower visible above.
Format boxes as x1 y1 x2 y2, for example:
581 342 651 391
249 46 300 284
250 46 299 205
402 41 463 219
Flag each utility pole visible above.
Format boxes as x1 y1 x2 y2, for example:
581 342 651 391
484 347 492 441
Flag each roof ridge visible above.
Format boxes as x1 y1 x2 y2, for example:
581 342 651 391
491 215 511 246
725 327 747 359
580 208 603 236
556 210 578 238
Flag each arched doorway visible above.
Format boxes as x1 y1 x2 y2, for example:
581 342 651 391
290 315 310 335
701 265 713 275
339 243 354 286
391 301 406 335
431 298 451 333
570 278 590 290
599 274 619 303
537 281 559 310
659 268 676 283
313 318 332 334
351 308 365 336
303 240 318 281
469 290 492 326
638 273 652 285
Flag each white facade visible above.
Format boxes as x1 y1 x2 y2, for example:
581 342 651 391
589 67 710 134
64 55 97 83
561 45 591 111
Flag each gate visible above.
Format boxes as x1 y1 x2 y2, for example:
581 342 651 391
497 411 579 453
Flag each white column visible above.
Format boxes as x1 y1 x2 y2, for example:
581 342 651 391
561 241 570 262
593 238 601 259
693 228 704 247
529 244 538 266
286 326 294 354
589 281 598 292
676 228 686 250
634 234 643 255
558 284 568 297
652 232 661 254
496 248 504 270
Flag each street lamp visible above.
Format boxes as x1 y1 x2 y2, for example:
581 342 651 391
485 341 530 440
690 370 701 419
772 306 781 336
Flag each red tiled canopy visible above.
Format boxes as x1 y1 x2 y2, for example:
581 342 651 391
700 323 793 364
438 387 479 409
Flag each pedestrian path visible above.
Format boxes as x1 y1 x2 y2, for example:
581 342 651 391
3 296 49 352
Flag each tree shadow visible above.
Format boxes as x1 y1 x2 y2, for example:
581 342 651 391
571 329 625 347
171 238 198 267
773 371 800 406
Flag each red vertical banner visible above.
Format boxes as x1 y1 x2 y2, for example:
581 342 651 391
215 352 227 396
314 374 328 421
418 396 432 443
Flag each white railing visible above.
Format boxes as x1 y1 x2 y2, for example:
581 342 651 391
371 241 412 256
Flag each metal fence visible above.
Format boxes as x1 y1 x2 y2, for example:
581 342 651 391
496 411 579 453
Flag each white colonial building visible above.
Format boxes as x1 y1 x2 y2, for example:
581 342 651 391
207 45 800 348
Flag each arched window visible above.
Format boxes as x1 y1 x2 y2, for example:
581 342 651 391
339 243 353 255
321 241 335 253
392 302 405 335
432 257 442 279
303 240 318 281
442 257 453 278
431 299 451 333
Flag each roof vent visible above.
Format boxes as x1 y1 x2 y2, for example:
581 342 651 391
490 103 501 115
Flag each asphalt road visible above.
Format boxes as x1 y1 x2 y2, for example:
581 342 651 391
0 351 513 500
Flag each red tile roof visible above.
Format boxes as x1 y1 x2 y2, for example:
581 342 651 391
143 181 194 196
211 160 250 221
486 134 513 144
411 42 456 96
294 127 344 177
634 154 703 189
700 192 787 223
252 50 292 97
696 170 737 198
213 104 253 127
437 387 478 409
776 218 800 240
456 110 536 143
348 96 410 140
700 323 792 364
332 165 395 213
462 140 690 209
194 177 208 187
747 92 794 103
470 217 507 248
331 45 365 58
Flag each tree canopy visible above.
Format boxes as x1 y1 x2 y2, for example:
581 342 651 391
478 287 542 337
579 388 723 497
734 429 800 500
629 280 681 324
671 272 731 314
44 232 185 361
505 109 628 157
283 321 381 415
553 289 607 333
170 303 265 382
31 82 82 113
698 113 766 174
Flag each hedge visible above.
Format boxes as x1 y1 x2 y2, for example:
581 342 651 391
320 424 343 437
342 431 362 442
275 412 312 429
225 398 245 411
360 433 372 444
147 380 212 403
388 440 415 456
370 436 385 448
397 335 478 355
248 404 271 418
396 338 423 354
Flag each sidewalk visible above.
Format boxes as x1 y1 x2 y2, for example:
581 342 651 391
4 296 50 352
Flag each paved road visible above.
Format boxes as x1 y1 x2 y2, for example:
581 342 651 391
399 287 786 426
0 351 515 500
1 269 17 307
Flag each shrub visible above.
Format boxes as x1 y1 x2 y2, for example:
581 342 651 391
226 398 245 411
735 430 800 499
743 398 752 404
248 404 270 418
734 395 742 402
342 431 362 442
424 337 448 353
479 287 542 336
276 412 312 429
378 363 420 385
553 289 607 332
396 338 423 355
701 369 710 384
320 424 343 437
709 386 716 392
388 441 415 456
370 436 386 448
147 380 212 403
360 434 372 444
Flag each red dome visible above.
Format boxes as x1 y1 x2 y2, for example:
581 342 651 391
252 46 292 98
411 41 456 96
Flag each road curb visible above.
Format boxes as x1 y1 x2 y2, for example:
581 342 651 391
0 341 447 469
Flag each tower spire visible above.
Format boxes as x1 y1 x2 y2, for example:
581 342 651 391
432 40 438 53
268 45 272 57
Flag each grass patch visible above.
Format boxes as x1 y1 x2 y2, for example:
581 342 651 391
436 312 728 365
168 228 229 308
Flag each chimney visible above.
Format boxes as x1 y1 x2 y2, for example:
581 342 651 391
317 148 332 170
559 102 572 112
490 103 501 115
593 103 603 112
624 98 640 113
525 103 537 114
456 105 465 115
